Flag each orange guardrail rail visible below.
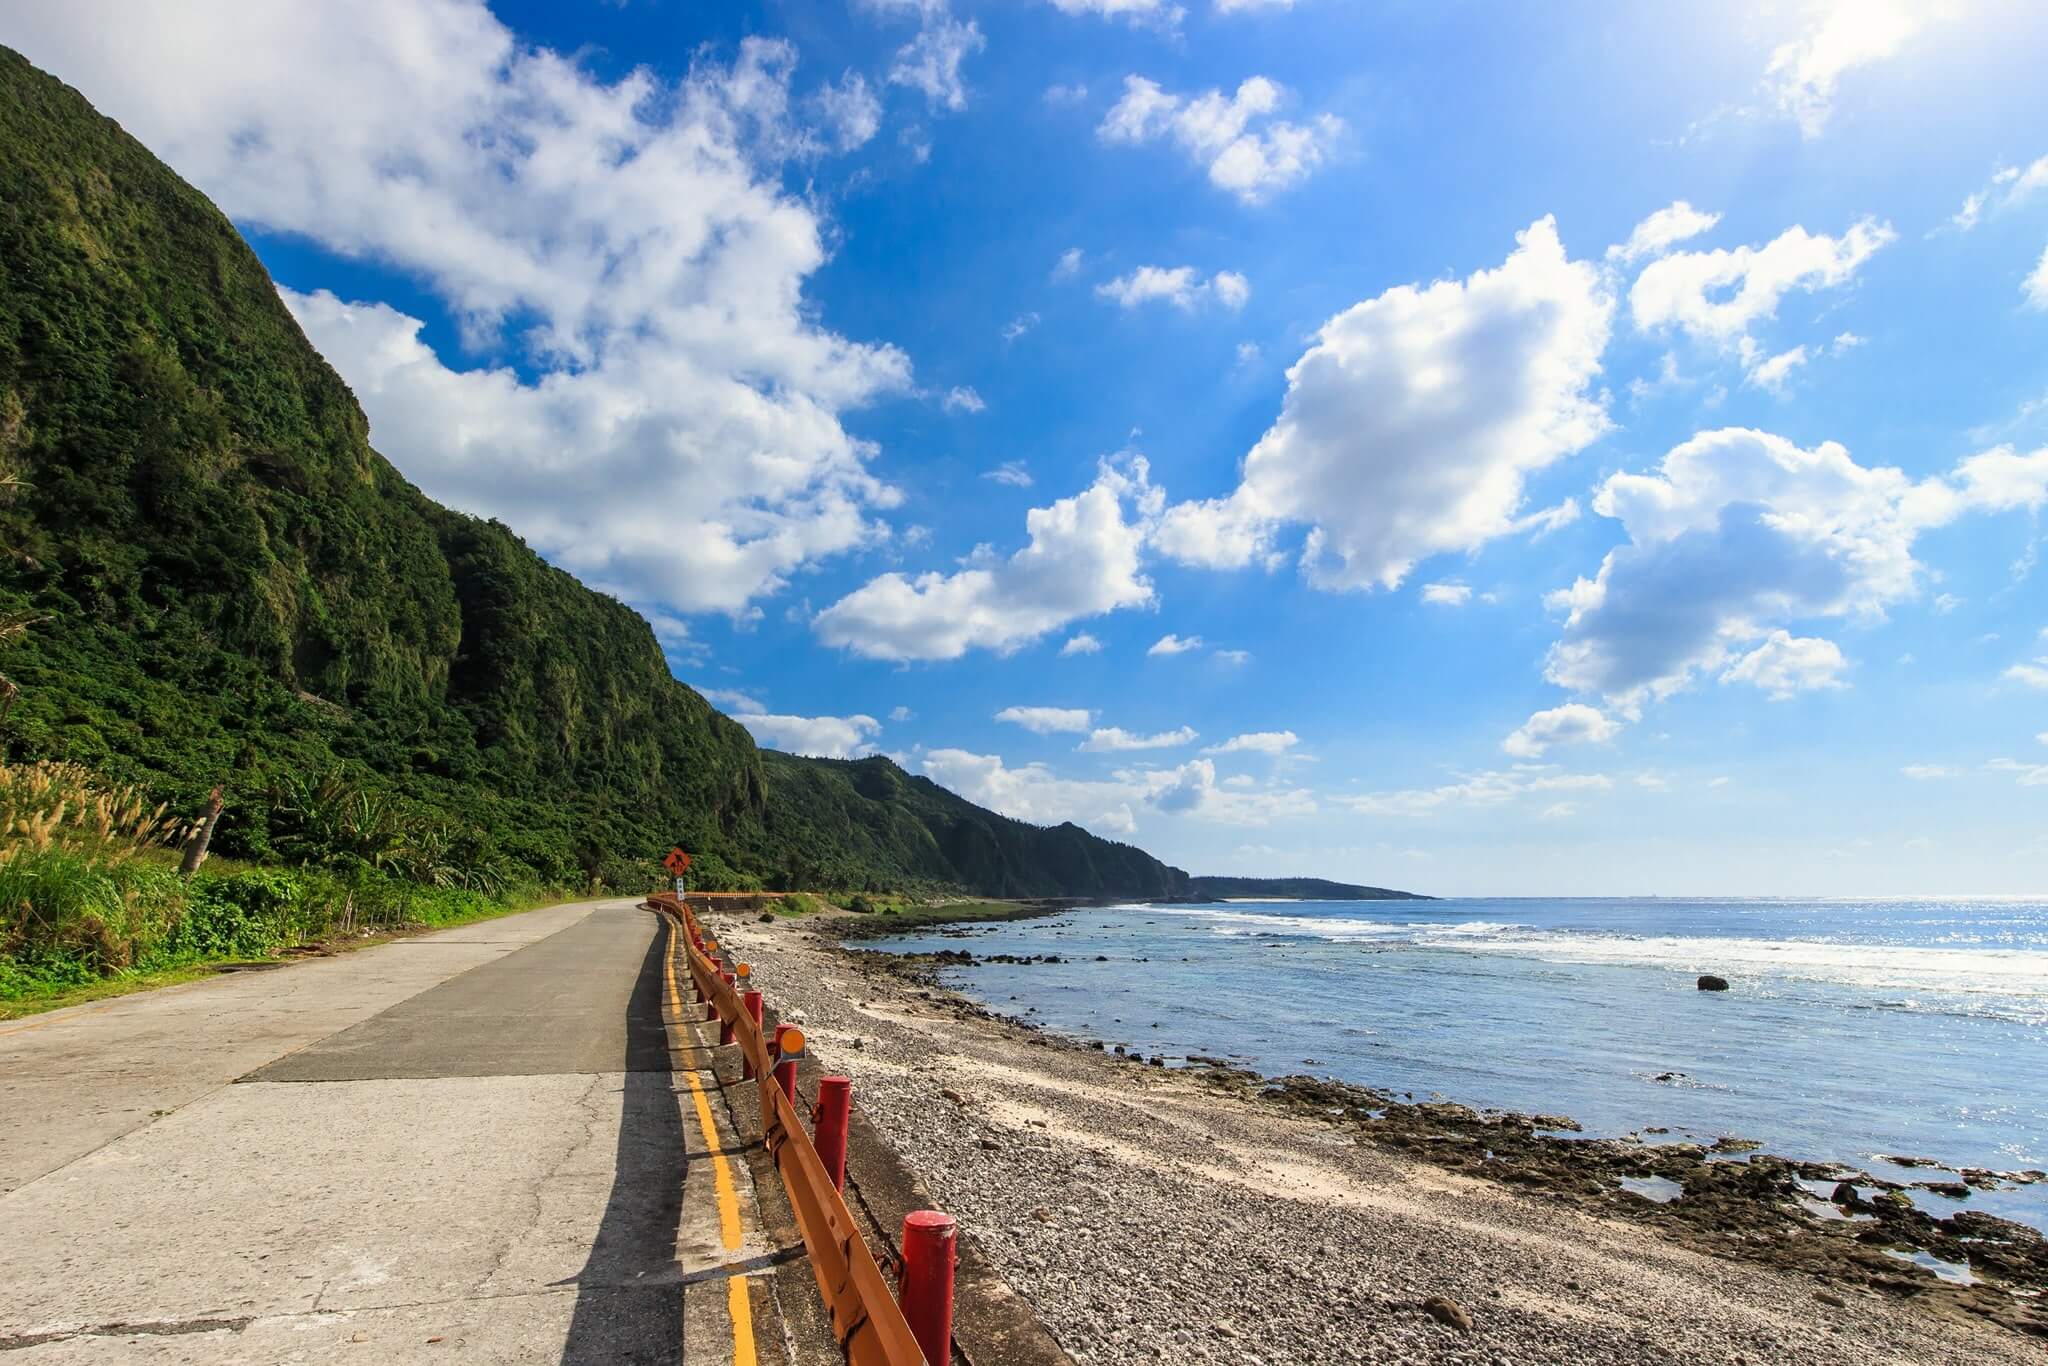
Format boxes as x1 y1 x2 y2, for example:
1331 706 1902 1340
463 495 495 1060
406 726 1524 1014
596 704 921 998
647 893 934 1366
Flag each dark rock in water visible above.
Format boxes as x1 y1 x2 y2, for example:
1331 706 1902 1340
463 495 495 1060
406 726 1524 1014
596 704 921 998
1912 1180 1971 1200
1830 1181 1860 1206
1697 974 1731 991
1420 1295 1472 1332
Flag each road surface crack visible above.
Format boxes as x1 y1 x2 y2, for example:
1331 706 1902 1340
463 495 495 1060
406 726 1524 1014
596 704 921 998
0 1316 256 1351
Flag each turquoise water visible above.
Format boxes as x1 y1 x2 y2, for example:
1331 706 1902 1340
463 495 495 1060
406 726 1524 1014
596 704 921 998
874 897 2048 1230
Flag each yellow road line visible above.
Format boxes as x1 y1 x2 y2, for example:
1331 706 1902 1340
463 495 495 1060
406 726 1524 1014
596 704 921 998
659 915 757 1366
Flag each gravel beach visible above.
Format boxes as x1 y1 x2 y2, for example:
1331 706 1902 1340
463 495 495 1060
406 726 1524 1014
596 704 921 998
708 906 2047 1366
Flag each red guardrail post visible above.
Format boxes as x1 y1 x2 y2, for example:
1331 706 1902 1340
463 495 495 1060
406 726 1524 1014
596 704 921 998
772 1024 801 1106
741 991 764 1077
899 1211 957 1366
814 1075 852 1191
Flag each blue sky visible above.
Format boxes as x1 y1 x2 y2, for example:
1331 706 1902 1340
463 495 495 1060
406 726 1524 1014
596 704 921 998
12 0 2048 894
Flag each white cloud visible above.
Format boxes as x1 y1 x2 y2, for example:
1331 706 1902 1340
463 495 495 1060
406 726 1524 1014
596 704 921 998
1501 704 1622 758
1079 725 1198 752
1543 430 2048 711
921 748 1310 832
2027 246 2048 312
1742 342 1810 394
1901 763 1962 780
1607 201 1722 265
922 748 1139 834
1630 217 1894 385
982 460 1032 487
737 711 882 759
943 386 987 413
1053 247 1085 280
1953 155 2048 231
1203 730 1299 755
813 460 1161 660
1764 0 1944 138
1002 312 1042 342
2007 657 2048 689
1987 757 2048 786
1216 0 1295 11
1047 0 1185 29
872 0 985 112
1148 633 1203 655
699 687 767 715
1540 802 1578 820
10 11 925 623
1718 630 1848 699
1060 632 1103 656
995 705 1093 734
889 705 915 722
1156 217 1613 591
1098 74 1341 204
1420 582 1473 607
1096 266 1251 311
1214 648 1253 665
813 71 882 151
1336 768 1613 817
1235 341 1261 366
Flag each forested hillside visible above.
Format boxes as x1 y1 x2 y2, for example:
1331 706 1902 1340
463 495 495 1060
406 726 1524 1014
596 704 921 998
0 47 1191 899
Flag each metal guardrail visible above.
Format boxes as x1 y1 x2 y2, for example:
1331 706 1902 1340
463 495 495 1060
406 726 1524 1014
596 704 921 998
648 893 934 1366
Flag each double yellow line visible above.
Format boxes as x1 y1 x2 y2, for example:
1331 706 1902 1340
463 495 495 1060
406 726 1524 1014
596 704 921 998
662 915 757 1366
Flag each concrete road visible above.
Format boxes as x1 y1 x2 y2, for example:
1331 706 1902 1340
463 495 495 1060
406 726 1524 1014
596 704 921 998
0 899 798 1364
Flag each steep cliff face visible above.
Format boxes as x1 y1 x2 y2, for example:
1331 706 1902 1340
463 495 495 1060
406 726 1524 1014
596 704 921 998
0 47 1191 896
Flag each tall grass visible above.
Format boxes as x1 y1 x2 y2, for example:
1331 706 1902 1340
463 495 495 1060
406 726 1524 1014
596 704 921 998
0 760 556 1006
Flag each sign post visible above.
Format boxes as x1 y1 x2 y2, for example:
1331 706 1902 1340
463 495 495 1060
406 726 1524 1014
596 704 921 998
663 847 693 901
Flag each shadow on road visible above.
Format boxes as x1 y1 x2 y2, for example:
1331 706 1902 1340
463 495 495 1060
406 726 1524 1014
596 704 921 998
559 921 687 1365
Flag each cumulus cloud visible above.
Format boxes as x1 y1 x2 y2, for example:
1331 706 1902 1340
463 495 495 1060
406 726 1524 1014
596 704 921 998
1098 74 1341 203
1543 430 2048 712
1951 154 2048 231
1336 768 1613 817
1607 201 1722 265
813 71 882 150
1096 266 1251 311
1630 217 1893 387
1203 731 1299 755
2027 248 2048 312
1079 725 1199 752
1148 633 1204 655
1500 704 1621 758
943 386 987 413
1155 217 1613 591
1719 630 1848 699
1060 633 1104 656
995 706 1093 734
1053 247 1086 280
1420 582 1473 607
921 748 1311 833
1764 0 1945 138
871 0 985 112
2007 657 2048 689
736 711 882 758
1047 0 1184 29
813 460 1161 660
10 7 922 624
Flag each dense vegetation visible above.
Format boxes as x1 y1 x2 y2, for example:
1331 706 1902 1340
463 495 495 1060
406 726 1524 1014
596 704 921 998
1187 876 1428 901
0 48 1194 901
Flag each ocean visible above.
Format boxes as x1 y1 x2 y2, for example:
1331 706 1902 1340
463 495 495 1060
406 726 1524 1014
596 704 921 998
871 896 2048 1231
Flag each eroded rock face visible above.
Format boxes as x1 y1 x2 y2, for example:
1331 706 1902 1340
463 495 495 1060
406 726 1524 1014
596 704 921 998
1697 975 1731 991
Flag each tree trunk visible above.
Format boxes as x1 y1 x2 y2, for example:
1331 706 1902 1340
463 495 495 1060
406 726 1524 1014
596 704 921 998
180 787 223 875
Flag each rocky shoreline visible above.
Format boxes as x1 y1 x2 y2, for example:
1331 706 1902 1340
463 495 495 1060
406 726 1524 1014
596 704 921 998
715 905 2048 1363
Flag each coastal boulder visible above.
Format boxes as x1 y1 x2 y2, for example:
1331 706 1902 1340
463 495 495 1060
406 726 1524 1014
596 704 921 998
1697 975 1731 991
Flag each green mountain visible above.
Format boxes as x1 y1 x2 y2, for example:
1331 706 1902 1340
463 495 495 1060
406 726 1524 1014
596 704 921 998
1186 876 1430 902
0 46 1196 900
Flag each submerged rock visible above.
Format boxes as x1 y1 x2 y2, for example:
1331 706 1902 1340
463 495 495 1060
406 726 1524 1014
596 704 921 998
1697 974 1731 991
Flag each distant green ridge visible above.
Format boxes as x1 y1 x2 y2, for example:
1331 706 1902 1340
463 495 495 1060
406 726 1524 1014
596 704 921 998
1185 876 1431 902
0 46 1199 898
